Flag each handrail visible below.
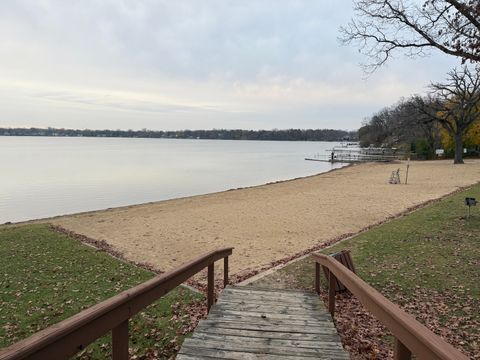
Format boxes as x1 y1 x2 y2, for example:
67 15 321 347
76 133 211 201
0 247 233 360
313 253 468 360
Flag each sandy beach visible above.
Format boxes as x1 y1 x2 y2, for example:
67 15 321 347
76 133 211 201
47 160 480 276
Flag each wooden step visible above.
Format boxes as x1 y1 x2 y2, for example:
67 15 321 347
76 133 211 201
177 286 349 360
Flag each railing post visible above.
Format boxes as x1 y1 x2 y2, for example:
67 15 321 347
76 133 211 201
224 256 229 288
207 263 215 312
328 270 336 317
315 262 320 294
112 320 129 360
394 338 412 360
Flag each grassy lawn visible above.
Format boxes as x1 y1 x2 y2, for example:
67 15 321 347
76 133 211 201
252 183 480 358
0 224 203 359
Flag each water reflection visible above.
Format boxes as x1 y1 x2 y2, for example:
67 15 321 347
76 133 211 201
0 137 344 223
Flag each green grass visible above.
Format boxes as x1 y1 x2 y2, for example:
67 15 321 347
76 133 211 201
252 183 480 356
257 182 480 296
0 224 202 359
325 188 480 296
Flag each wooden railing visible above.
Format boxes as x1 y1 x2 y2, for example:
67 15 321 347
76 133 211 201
313 253 468 360
0 247 233 360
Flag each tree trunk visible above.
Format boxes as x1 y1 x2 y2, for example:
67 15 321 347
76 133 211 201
454 133 464 164
426 135 436 160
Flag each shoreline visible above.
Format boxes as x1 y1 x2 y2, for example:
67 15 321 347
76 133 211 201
49 177 478 288
16 159 480 279
14 163 352 225
236 178 480 285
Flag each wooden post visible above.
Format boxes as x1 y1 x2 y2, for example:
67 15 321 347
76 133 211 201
405 158 410 185
394 338 412 360
207 263 215 312
112 320 129 360
315 263 320 294
328 270 336 317
223 256 229 288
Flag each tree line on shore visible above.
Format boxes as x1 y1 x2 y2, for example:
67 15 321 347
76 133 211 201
0 127 358 142
343 0 480 164
358 66 480 162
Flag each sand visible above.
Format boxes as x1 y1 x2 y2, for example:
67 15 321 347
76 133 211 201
48 160 480 276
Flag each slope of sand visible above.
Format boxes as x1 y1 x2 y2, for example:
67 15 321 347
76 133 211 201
48 160 480 276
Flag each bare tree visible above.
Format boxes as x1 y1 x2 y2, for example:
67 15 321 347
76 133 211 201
427 66 480 163
340 0 480 72
397 96 441 158
358 96 442 157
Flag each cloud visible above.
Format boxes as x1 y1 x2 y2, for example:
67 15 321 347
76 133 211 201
0 1 461 130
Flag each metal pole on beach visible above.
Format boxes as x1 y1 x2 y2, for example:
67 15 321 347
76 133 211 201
405 158 410 185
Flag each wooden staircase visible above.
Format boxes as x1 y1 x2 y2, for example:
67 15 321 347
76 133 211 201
177 286 349 359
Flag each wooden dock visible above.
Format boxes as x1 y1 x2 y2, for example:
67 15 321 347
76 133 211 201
177 286 349 359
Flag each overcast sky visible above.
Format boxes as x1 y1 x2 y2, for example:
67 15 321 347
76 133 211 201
0 1 460 131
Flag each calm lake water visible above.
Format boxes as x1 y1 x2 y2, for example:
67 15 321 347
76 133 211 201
0 136 345 223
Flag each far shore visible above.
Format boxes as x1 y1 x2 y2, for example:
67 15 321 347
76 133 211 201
35 160 480 277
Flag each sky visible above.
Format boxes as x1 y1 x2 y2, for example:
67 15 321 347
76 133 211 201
0 1 461 131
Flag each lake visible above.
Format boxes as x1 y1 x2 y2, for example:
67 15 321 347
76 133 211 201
0 136 345 223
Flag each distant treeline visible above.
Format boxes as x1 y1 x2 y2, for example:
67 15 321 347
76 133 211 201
0 127 358 142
